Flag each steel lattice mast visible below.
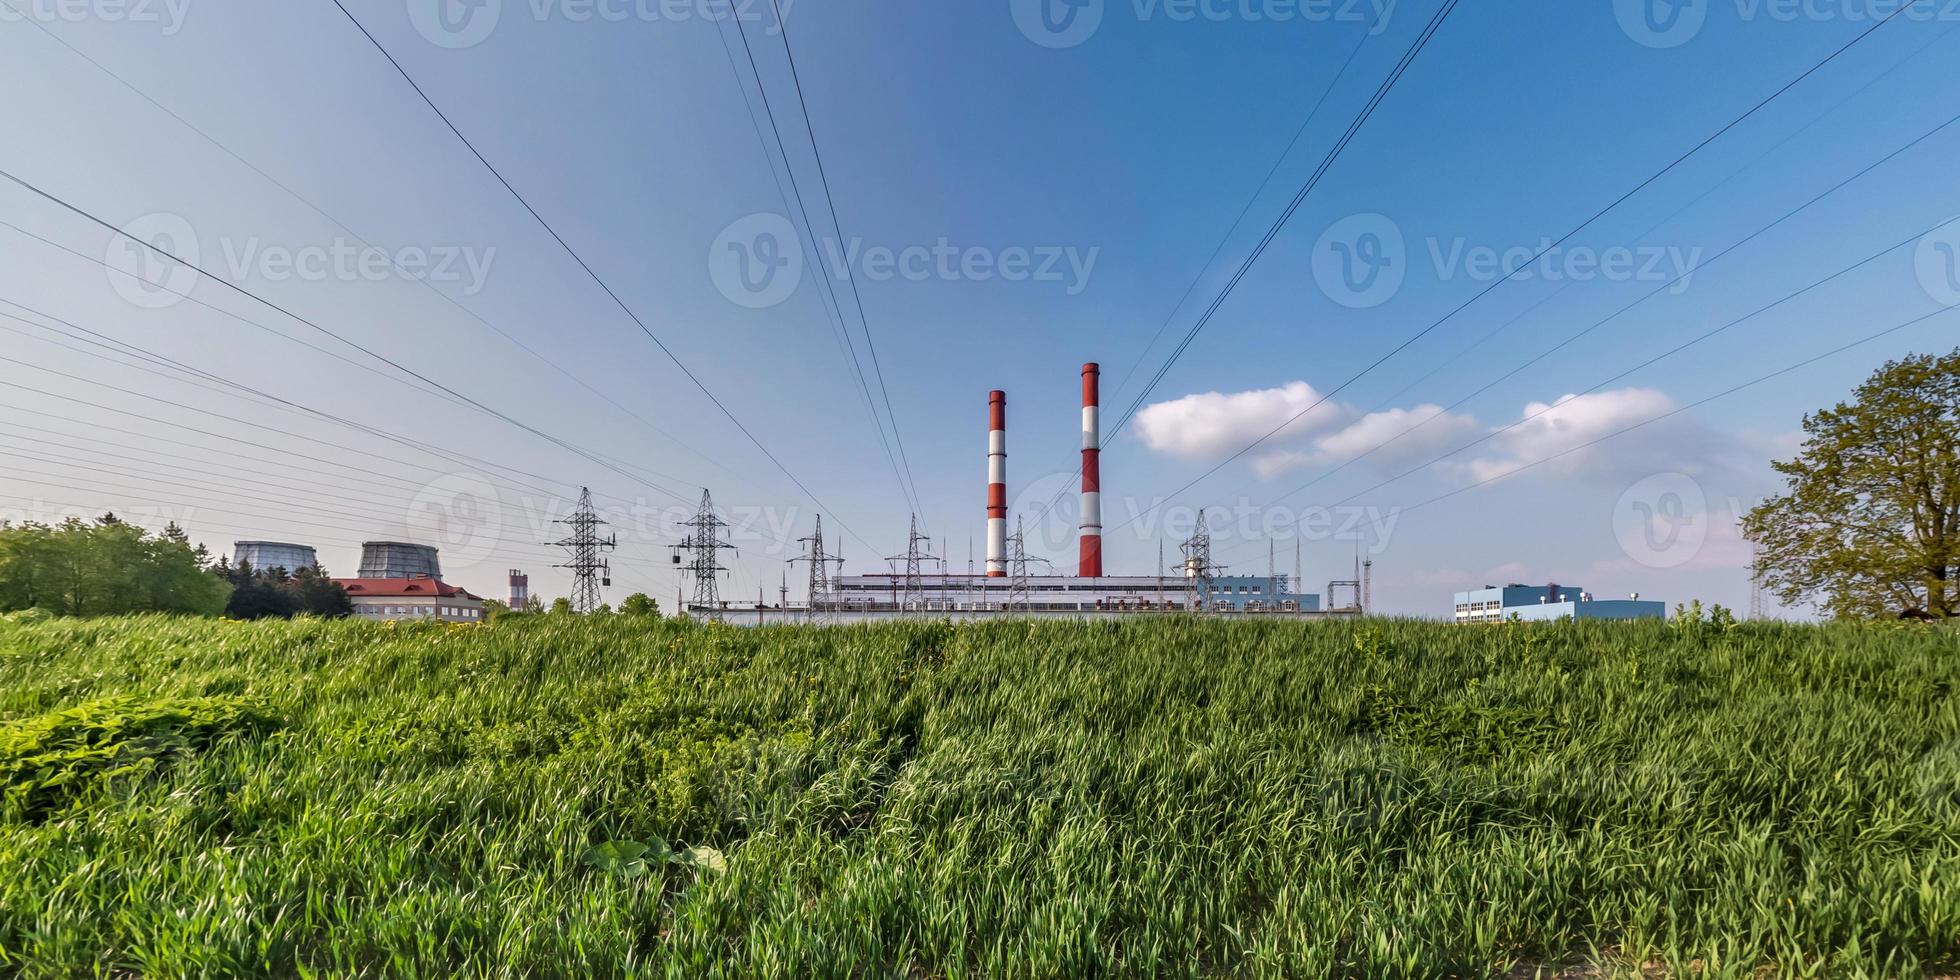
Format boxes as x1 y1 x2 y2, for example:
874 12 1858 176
674 490 736 616
551 487 615 614
1007 517 1032 612
1180 514 1217 613
886 514 936 613
789 515 844 623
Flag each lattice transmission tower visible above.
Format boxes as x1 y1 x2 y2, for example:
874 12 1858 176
551 487 615 613
789 515 845 623
1180 515 1219 613
886 514 939 613
1005 517 1051 612
674 490 736 616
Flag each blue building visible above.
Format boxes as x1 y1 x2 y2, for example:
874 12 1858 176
1453 583 1663 624
1202 574 1321 613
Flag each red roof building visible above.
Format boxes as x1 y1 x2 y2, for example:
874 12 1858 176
333 576 486 623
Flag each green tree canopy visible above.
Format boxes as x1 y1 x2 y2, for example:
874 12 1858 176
620 593 659 617
0 517 230 617
1744 349 1960 619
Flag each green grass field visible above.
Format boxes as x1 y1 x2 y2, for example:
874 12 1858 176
0 614 1955 978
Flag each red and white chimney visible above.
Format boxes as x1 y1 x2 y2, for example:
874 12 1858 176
986 390 1008 578
1079 362 1103 578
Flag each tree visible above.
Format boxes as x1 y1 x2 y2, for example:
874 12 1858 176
1744 349 1960 619
214 562 351 620
620 593 659 617
0 517 229 616
549 597 574 616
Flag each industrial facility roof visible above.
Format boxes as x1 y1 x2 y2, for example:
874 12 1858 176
333 578 480 600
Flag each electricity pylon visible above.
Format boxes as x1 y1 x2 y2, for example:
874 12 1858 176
551 487 615 614
886 514 938 613
674 490 735 617
789 515 845 623
1180 514 1219 613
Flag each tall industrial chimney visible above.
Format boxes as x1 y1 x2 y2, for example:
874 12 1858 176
986 390 1008 578
1079 363 1103 577
509 569 529 609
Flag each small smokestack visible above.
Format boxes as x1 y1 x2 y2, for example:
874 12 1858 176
1079 362 1103 577
509 569 529 608
986 390 1008 578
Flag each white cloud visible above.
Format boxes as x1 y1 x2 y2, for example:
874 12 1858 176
1464 388 1682 484
1251 404 1481 479
1132 381 1349 461
1136 381 1750 491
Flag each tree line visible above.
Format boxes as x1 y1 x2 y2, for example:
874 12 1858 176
0 516 347 620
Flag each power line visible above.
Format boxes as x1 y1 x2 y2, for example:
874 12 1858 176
1323 215 1958 512
1207 102 1960 556
324 0 872 552
0 297 681 506
713 6 920 520
0 168 701 509
2 3 761 496
1395 305 1958 514
1022 0 1446 533
758 0 926 524
1107 2 1919 534
1106 6 1383 402
1103 0 1462 447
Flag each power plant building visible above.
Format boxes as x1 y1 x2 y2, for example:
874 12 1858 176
826 573 1319 613
232 541 318 572
338 577 486 623
1454 584 1664 624
357 541 442 580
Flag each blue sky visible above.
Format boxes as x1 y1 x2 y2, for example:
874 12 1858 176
1 0 1956 614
